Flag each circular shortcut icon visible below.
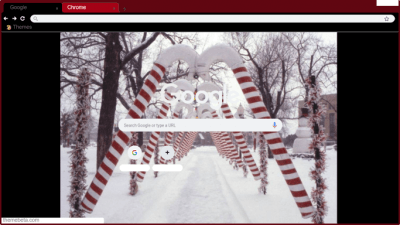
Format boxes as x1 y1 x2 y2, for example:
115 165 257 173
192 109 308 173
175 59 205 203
128 146 142 160
159 146 174 160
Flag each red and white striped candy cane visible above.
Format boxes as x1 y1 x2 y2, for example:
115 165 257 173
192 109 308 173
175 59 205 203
159 155 167 165
200 112 223 158
212 115 233 160
220 131 244 167
215 132 230 159
172 131 185 160
80 62 165 213
80 44 198 213
210 132 224 157
234 68 314 218
170 103 195 161
185 132 198 155
179 132 198 158
197 45 314 218
220 103 261 180
198 104 232 160
135 93 173 182
176 132 188 159
210 132 222 155
178 133 190 158
217 132 236 162
164 111 179 147
210 111 230 159
210 131 231 159
210 110 243 166
177 132 196 159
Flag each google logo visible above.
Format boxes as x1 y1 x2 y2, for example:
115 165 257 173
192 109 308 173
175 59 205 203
132 150 137 156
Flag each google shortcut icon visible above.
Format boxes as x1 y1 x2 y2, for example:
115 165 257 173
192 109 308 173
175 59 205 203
127 146 142 160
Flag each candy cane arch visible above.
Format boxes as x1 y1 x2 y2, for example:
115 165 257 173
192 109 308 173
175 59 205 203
159 110 179 164
199 109 233 163
139 82 195 179
180 110 199 157
197 107 230 162
196 44 315 218
198 102 230 160
162 110 178 147
201 112 227 158
220 103 261 180
177 133 190 158
209 110 242 167
172 131 185 162
215 132 230 160
177 112 197 159
210 110 236 162
197 106 227 159
176 109 196 159
213 133 229 158
201 112 233 162
170 102 193 161
178 131 198 159
80 45 199 213
159 80 195 165
135 93 173 182
221 131 243 168
200 112 225 158
196 86 247 171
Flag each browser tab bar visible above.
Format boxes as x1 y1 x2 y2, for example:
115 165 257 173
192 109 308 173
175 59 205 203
62 3 119 13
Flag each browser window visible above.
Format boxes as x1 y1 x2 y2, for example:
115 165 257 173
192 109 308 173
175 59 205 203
1 1 398 224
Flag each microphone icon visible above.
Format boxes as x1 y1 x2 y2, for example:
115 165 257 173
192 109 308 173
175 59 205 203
273 122 277 128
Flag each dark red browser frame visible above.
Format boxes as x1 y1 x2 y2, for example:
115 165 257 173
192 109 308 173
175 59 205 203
0 0 399 224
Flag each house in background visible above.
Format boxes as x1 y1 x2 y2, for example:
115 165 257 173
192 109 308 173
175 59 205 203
298 93 337 141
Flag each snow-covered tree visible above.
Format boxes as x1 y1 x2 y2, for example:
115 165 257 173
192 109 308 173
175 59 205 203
306 75 327 224
68 68 91 217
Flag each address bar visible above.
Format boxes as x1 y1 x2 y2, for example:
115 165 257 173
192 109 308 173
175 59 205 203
30 14 395 23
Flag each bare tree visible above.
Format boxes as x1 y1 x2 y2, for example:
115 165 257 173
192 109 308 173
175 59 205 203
61 109 75 147
225 33 301 117
61 32 160 168
282 32 337 103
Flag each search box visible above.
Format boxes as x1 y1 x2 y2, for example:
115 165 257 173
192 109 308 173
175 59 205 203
30 14 396 23
118 119 282 132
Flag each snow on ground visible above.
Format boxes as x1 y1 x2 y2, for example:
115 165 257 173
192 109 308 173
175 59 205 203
61 145 337 223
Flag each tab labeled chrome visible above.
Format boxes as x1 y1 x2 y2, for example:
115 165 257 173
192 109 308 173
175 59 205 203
62 3 119 13
118 119 282 132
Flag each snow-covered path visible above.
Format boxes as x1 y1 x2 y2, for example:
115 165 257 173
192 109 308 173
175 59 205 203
61 145 337 223
137 150 248 223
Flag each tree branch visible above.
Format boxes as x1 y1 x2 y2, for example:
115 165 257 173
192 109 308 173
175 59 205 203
117 93 131 110
161 32 176 45
98 32 107 39
120 32 160 68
